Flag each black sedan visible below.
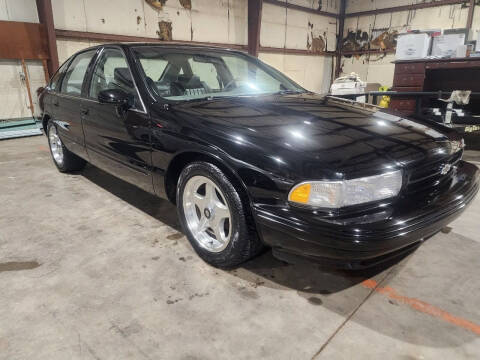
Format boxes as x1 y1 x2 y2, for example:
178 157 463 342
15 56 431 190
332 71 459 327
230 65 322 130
39 43 479 269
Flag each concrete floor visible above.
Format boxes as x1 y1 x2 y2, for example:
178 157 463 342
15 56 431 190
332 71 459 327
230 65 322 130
1 135 480 360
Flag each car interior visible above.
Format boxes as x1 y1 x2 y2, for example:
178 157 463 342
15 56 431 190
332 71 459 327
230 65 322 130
138 53 235 99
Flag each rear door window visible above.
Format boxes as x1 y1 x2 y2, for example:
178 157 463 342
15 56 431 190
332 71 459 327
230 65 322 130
49 60 70 91
60 50 97 96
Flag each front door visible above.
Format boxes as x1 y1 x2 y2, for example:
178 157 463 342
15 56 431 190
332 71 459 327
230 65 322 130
54 50 98 159
83 47 153 193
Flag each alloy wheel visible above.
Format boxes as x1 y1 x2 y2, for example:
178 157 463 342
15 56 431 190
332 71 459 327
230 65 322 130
49 125 64 165
182 175 232 252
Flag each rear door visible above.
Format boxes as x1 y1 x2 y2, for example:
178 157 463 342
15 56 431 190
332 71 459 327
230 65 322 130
83 47 152 193
54 49 98 159
43 59 70 120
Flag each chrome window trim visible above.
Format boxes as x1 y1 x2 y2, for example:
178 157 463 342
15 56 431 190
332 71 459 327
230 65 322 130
56 92 145 114
57 89 146 115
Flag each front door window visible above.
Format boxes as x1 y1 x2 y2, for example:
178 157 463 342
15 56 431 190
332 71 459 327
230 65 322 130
89 48 142 109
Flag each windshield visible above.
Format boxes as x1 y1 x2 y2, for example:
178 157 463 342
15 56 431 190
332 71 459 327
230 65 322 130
132 46 305 101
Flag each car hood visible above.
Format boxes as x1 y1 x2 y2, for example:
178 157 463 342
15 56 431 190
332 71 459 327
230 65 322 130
167 93 460 181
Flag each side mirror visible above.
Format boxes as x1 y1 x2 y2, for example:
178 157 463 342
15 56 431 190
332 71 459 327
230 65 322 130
98 89 132 107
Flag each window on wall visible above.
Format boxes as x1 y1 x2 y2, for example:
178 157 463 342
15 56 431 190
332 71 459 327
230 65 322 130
89 48 141 108
60 50 96 96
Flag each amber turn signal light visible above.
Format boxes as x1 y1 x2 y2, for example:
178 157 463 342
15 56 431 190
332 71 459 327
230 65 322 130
288 183 311 204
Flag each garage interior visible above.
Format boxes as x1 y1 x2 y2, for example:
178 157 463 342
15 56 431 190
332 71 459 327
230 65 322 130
1 0 480 359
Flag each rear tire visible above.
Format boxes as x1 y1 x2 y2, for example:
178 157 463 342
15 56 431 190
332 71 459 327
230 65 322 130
177 161 263 268
47 121 86 173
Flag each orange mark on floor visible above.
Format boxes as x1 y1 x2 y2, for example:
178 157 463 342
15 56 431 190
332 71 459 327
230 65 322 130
362 279 480 336
38 145 49 152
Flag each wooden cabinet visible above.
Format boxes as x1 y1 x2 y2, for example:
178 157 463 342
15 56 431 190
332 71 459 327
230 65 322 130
391 58 480 116
393 73 425 87
391 60 426 114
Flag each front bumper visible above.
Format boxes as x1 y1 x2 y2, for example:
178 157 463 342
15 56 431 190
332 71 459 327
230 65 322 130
253 161 479 269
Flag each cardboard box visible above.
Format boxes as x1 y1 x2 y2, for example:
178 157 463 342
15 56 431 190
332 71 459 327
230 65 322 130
395 33 431 60
432 33 466 57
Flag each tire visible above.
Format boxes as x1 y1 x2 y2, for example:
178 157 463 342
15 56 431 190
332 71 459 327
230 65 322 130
176 161 263 268
47 120 86 173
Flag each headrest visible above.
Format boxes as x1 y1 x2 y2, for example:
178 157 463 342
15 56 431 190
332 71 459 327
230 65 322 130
114 68 134 88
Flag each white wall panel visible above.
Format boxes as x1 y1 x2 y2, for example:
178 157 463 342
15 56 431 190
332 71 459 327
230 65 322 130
25 60 47 117
83 0 146 36
407 5 467 29
277 0 340 14
52 0 87 31
52 0 247 45
0 0 8 21
472 5 480 41
0 0 38 22
227 0 247 45
142 2 161 38
56 39 93 64
347 0 429 14
261 2 337 51
261 3 287 48
191 0 229 43
285 9 337 51
259 52 333 93
0 61 31 120
339 55 368 82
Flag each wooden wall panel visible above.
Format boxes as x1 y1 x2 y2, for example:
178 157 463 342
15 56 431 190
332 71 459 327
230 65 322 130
0 21 49 60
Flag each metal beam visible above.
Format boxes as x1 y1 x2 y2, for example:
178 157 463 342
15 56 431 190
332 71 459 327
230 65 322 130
342 49 395 56
248 0 263 57
36 0 59 77
263 0 339 18
335 0 346 78
259 46 335 56
466 0 475 31
55 29 248 50
346 0 465 18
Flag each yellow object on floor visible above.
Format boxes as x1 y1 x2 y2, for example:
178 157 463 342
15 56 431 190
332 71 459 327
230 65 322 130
378 86 391 108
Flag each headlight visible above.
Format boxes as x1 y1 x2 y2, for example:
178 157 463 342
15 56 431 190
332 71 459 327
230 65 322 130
288 170 402 208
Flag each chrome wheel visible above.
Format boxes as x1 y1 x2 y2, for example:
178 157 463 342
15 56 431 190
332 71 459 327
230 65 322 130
48 125 64 166
182 175 232 252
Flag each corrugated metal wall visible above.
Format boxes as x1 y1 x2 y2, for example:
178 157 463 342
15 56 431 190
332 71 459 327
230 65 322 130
52 0 337 94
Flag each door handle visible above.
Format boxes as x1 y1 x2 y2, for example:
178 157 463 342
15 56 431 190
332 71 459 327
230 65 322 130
80 109 89 115
53 101 59 107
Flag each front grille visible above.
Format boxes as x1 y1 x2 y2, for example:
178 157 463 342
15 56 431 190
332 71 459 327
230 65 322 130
405 151 462 195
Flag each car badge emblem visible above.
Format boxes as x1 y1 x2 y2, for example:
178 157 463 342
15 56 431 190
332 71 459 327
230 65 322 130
440 164 451 175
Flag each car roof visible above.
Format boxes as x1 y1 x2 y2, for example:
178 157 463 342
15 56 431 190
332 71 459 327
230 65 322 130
81 42 247 54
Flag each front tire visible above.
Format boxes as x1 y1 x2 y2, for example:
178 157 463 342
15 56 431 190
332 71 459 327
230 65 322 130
177 161 262 268
47 121 86 172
